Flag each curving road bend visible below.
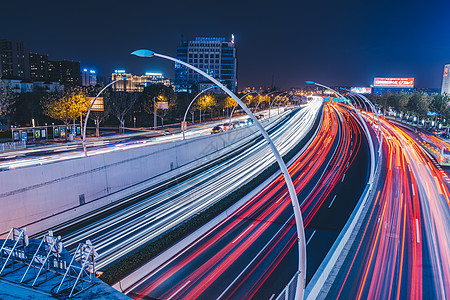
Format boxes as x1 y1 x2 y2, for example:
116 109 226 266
125 102 371 300
328 116 450 299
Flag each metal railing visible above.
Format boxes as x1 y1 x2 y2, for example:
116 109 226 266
0 140 26 152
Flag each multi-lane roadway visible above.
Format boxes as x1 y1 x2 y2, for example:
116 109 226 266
125 102 371 299
44 101 322 270
327 115 450 299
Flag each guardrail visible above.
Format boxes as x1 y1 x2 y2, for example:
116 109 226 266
0 141 26 152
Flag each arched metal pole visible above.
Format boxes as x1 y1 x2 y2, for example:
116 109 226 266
132 49 307 299
307 81 375 184
229 91 260 127
182 86 216 140
254 90 279 114
341 88 382 141
83 77 129 157
269 92 289 119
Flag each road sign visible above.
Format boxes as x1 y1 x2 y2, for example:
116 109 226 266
157 101 169 109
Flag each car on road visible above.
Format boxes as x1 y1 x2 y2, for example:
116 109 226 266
211 126 223 134
222 123 232 131
246 118 254 125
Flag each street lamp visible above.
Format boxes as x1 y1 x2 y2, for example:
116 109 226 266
83 77 129 157
132 49 307 299
182 86 216 140
229 90 260 127
305 81 376 184
254 90 279 114
340 88 382 139
269 92 290 119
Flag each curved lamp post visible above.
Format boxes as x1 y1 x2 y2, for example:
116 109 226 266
229 90 260 127
132 49 307 299
341 89 383 158
182 86 216 140
305 81 375 184
83 77 129 157
269 92 290 119
254 90 279 114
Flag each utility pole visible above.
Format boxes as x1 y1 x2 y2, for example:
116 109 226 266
153 97 157 129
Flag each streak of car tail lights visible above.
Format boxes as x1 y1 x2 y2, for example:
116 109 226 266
334 115 450 299
128 102 366 300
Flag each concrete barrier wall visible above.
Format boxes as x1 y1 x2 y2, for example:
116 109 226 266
0 120 275 236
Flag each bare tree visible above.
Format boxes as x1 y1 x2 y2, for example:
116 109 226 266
108 91 138 133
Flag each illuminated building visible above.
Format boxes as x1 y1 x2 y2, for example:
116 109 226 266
111 71 171 92
442 64 450 95
0 39 30 79
81 69 97 86
174 35 237 93
29 53 49 81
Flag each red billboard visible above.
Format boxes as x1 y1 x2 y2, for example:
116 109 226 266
373 77 414 88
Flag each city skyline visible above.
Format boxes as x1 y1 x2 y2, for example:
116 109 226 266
1 0 450 89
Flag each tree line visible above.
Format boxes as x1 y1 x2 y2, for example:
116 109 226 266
0 83 282 136
366 91 450 123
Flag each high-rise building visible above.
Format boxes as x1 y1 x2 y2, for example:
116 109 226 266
441 64 450 95
81 68 97 86
111 70 171 92
174 36 237 93
49 60 81 86
29 53 49 81
0 39 30 79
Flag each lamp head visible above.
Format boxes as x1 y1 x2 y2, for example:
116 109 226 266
131 49 155 58
305 81 316 85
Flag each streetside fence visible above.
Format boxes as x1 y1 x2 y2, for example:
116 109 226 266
0 140 26 152
276 271 298 300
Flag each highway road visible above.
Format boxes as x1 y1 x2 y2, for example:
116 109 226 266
327 117 450 299
124 102 371 299
44 101 322 269
0 107 287 171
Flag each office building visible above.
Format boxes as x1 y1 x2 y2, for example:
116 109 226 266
49 60 81 86
442 64 450 95
81 69 97 86
174 36 237 93
111 70 171 92
0 39 30 79
29 53 49 81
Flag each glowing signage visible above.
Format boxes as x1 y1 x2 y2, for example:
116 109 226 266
145 72 162 76
157 102 169 109
88 97 104 112
231 34 235 44
444 67 449 78
373 77 414 88
115 70 126 74
351 87 372 94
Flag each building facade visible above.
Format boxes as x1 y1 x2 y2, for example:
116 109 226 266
442 64 450 95
1 79 63 93
29 53 49 81
0 39 30 79
174 36 237 93
111 71 171 92
81 69 97 86
49 60 81 86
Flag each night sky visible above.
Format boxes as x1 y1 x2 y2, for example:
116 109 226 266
1 0 449 89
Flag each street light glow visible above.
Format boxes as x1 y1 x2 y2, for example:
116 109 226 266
131 49 155 58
